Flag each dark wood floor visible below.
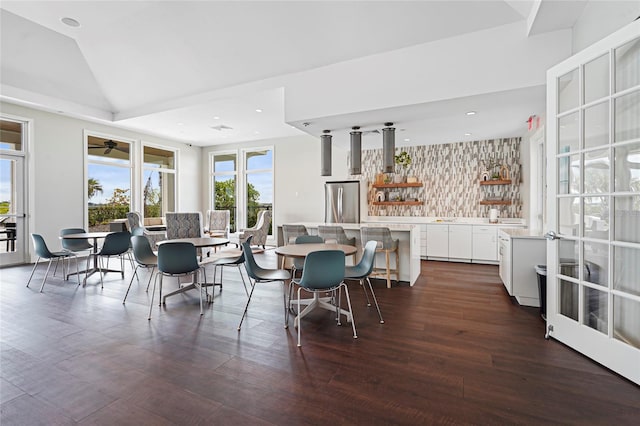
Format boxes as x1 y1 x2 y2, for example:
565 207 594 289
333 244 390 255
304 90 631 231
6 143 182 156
1 251 638 425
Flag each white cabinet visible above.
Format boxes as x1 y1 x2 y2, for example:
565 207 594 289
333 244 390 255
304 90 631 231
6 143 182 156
426 224 472 261
420 224 427 259
472 226 498 262
426 224 449 258
448 225 472 260
498 230 546 307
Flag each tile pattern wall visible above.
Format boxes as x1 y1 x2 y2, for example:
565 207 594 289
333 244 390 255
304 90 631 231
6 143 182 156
349 138 522 218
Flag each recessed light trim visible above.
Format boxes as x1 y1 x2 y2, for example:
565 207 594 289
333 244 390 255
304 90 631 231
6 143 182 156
464 132 472 136
404 138 410 142
255 109 263 113
213 116 220 120
61 17 80 27
465 111 476 116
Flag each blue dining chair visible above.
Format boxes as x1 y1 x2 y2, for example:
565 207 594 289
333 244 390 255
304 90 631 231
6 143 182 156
291 235 323 279
148 242 204 319
293 249 356 347
201 248 248 297
345 240 384 323
123 235 158 304
27 233 80 292
89 230 131 288
238 236 291 331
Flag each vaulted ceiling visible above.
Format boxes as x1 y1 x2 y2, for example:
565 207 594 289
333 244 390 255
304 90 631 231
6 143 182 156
1 1 590 148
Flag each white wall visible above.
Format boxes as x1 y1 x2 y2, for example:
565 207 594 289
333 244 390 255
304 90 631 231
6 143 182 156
0 101 201 259
572 1 640 53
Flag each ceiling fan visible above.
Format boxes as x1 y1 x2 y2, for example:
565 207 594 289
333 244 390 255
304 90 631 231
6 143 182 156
88 140 127 154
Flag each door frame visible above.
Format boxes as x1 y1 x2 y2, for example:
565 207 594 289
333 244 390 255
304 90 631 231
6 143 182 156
545 20 640 384
0 114 31 266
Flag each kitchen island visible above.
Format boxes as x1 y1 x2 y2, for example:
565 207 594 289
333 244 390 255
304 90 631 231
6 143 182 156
276 222 421 286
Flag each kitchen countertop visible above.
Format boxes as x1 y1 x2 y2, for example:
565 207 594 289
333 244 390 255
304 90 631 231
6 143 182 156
499 228 545 239
365 216 526 226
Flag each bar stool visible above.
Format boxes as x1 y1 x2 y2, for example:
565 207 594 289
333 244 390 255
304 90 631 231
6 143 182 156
360 227 399 288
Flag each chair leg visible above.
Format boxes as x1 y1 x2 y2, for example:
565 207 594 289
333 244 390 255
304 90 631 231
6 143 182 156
148 274 159 320
359 278 372 307
145 267 155 292
73 255 80 286
385 251 391 289
26 257 41 288
395 249 400 284
365 277 384 324
238 279 256 331
236 265 249 297
197 270 204 316
341 283 357 339
39 258 54 293
297 286 302 347
282 280 289 329
123 265 139 304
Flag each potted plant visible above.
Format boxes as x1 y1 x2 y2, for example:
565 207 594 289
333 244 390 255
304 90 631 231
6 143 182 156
394 151 412 183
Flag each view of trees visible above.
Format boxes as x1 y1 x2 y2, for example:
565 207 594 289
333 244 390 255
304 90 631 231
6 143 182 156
87 178 129 227
215 178 267 232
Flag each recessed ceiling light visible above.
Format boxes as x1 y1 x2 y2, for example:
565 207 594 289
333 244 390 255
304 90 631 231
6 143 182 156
254 131 260 134
464 132 472 136
404 138 410 142
466 111 476 116
255 109 263 113
213 116 220 120
177 122 184 126
61 17 80 27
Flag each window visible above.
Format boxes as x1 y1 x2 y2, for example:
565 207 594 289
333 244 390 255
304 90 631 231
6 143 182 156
210 147 273 235
86 135 132 231
142 145 176 220
244 148 273 233
211 152 237 232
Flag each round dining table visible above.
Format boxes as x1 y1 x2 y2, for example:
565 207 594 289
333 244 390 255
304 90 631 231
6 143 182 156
61 231 119 285
275 243 358 326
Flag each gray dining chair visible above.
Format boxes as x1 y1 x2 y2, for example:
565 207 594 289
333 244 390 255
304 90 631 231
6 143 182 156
27 233 80 292
149 241 205 319
345 240 384 323
292 249 356 347
238 236 291 331
89 230 131 288
123 235 158 304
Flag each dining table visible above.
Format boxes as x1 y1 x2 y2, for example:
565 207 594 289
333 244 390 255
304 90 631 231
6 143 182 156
61 231 119 284
156 237 230 303
275 243 358 327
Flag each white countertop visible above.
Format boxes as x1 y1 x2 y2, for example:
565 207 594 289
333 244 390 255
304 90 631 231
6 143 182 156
499 228 545 239
365 216 526 226
295 222 417 231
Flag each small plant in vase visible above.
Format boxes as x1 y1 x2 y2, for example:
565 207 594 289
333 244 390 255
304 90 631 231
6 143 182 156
394 151 412 183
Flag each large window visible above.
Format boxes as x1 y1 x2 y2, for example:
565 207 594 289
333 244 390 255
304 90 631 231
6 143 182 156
244 148 273 232
211 152 237 232
87 135 132 231
210 147 273 235
143 145 176 220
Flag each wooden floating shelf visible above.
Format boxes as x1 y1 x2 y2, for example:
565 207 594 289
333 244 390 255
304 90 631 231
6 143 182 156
479 180 512 185
480 200 512 205
373 201 422 206
373 182 423 188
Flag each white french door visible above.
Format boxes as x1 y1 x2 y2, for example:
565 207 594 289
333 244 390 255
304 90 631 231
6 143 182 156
546 21 640 384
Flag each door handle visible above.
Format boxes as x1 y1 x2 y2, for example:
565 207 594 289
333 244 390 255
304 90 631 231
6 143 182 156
544 231 560 240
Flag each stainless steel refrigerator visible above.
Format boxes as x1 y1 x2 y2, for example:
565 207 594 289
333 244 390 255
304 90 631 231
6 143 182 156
325 180 360 223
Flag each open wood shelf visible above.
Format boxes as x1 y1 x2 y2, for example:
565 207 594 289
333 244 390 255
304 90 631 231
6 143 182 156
480 200 512 205
373 201 422 206
373 182 423 188
479 180 511 185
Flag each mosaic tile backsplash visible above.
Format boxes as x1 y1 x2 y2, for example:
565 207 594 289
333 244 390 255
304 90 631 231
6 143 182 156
349 138 522 218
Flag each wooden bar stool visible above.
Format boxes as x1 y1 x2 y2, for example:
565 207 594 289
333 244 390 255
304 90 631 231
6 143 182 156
360 227 399 288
